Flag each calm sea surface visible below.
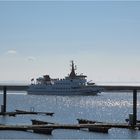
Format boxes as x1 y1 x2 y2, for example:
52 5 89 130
0 91 140 139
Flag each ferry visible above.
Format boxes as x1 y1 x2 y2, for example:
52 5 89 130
27 61 103 95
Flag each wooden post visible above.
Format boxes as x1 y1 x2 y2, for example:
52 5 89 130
3 86 7 113
133 89 137 126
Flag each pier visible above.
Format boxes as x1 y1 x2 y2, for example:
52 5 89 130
0 123 129 130
0 122 140 135
0 84 140 134
0 85 28 113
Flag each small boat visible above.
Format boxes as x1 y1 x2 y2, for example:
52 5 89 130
32 127 53 135
77 118 110 133
125 119 140 123
15 109 28 113
88 126 110 133
31 119 55 125
15 109 54 116
31 119 55 135
77 118 96 124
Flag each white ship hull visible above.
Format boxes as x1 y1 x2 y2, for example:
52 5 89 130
28 85 101 95
28 90 99 95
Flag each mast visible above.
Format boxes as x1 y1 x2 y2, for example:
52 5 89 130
69 60 76 78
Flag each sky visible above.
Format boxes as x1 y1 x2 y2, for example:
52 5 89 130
0 1 140 84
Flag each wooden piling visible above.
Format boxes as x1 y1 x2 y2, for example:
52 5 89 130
133 89 137 126
3 86 7 113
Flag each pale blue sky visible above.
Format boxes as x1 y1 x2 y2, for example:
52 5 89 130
0 1 140 83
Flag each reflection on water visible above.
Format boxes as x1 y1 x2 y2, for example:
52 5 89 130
0 92 140 139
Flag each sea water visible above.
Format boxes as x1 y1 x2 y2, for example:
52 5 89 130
0 91 140 139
